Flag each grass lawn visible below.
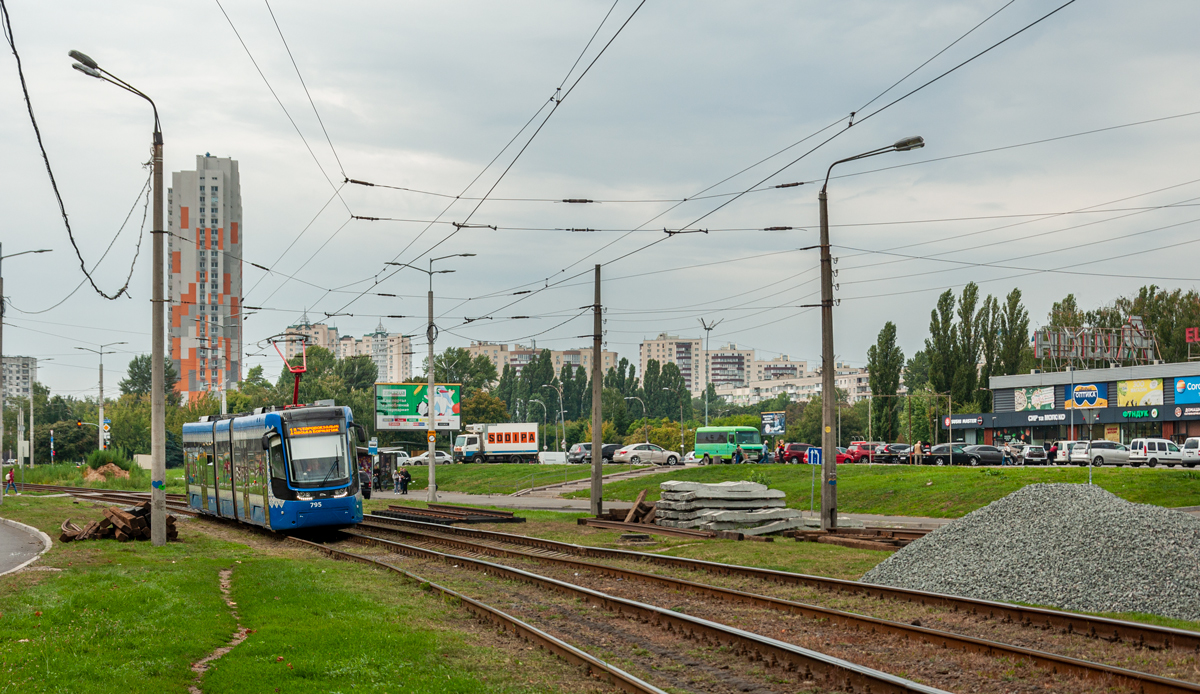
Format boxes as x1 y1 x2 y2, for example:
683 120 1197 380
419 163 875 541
0 496 617 693
4 464 186 494
396 463 646 495
564 464 1200 517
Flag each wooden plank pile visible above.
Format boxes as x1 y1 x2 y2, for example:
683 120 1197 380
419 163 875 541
591 490 658 525
60 502 178 543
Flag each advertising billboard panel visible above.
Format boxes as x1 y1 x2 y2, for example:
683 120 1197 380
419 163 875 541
1175 377 1200 405
375 383 461 430
1014 386 1055 411
1065 383 1108 409
760 412 786 436
1117 379 1163 407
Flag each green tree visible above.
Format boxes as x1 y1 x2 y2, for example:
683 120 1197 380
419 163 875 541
952 282 982 408
601 387 630 435
119 354 182 405
926 289 958 398
977 295 1000 413
335 354 378 392
866 321 904 441
999 288 1029 376
432 347 498 396
904 350 930 391
460 390 509 426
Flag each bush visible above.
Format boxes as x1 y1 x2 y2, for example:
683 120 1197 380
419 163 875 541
86 448 133 471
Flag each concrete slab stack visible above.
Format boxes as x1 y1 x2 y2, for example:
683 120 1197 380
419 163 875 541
655 481 806 533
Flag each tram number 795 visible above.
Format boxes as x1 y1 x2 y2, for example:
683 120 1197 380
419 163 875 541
309 501 323 508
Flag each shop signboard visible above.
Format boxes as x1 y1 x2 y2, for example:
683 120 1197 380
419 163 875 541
1121 408 1159 420
1014 386 1055 411
1104 424 1120 442
1175 405 1200 418
1174 377 1200 405
760 411 786 436
375 383 461 431
1116 379 1162 407
1065 383 1108 409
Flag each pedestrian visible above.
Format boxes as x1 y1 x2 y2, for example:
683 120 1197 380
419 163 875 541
912 441 923 465
399 467 412 495
392 466 401 493
1002 440 1014 466
733 445 744 465
4 468 16 495
1048 442 1058 465
777 442 784 463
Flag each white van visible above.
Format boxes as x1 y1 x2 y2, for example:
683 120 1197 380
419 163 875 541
1127 438 1184 467
1181 437 1200 468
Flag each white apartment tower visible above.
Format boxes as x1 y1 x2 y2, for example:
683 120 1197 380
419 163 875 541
167 154 243 401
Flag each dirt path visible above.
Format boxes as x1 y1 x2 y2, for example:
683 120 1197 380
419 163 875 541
189 567 250 694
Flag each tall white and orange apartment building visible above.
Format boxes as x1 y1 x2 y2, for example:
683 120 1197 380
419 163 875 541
167 154 243 402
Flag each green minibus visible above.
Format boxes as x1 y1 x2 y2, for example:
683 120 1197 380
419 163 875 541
694 426 764 464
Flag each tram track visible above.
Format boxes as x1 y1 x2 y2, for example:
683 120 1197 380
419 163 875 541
347 523 1200 693
361 513 1200 653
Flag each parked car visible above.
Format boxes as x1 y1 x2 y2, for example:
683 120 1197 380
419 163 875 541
778 442 814 464
1018 444 1047 465
683 451 701 464
613 443 679 466
845 441 886 463
927 443 974 466
407 450 453 466
1128 438 1184 467
962 444 1005 466
1050 441 1086 465
1182 437 1200 468
1068 440 1131 467
568 443 621 464
875 443 912 464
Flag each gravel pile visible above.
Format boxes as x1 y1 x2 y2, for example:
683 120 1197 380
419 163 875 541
861 483 1200 621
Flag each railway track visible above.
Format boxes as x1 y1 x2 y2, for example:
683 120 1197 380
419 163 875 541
301 533 952 694
349 521 1200 694
362 513 1200 652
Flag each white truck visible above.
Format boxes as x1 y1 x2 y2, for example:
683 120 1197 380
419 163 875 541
453 423 540 464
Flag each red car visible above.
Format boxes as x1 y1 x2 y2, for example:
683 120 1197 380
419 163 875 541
778 442 813 464
798 446 853 464
845 441 885 463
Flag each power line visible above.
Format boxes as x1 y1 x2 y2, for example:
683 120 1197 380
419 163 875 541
1 0 146 301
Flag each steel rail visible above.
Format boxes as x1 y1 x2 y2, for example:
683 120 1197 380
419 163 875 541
362 514 1200 652
350 526 1200 694
336 531 952 694
286 536 671 694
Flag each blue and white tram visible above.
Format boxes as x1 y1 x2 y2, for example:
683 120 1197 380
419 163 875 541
183 405 365 530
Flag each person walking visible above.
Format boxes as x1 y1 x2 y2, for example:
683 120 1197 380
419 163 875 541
399 467 412 495
733 445 744 465
4 468 16 495
912 441 923 465
392 466 401 493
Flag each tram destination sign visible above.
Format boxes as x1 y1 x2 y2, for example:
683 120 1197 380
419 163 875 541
375 383 461 431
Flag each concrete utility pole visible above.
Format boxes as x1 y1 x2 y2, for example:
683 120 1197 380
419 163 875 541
591 265 604 517
818 136 924 531
69 49 167 544
75 342 127 451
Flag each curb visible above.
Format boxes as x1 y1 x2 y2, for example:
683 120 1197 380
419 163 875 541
0 517 54 576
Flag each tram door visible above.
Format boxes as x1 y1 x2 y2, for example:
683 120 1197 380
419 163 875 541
200 430 216 515
214 422 237 520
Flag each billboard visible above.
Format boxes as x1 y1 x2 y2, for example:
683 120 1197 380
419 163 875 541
1014 386 1055 411
760 411 786 436
1116 379 1162 407
1065 383 1108 409
1175 377 1200 405
375 383 461 431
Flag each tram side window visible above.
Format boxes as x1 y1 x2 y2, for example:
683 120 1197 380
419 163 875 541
268 438 287 480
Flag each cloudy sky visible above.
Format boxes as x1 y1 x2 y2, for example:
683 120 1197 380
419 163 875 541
2 0 1199 397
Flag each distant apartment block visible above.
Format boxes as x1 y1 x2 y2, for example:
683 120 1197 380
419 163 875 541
1 356 36 399
715 361 875 407
638 333 808 397
284 315 413 383
167 154 243 402
467 342 617 379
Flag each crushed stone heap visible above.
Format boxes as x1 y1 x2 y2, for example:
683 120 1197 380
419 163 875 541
860 483 1200 621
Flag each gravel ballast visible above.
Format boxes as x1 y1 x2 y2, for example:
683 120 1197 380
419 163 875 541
860 483 1200 621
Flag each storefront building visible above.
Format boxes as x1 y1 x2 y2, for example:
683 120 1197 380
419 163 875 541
942 363 1200 445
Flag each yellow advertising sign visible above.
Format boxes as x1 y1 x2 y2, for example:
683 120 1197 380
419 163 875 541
1104 424 1120 442
1116 379 1163 407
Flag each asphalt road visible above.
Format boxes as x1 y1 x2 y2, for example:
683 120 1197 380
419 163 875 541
0 519 45 574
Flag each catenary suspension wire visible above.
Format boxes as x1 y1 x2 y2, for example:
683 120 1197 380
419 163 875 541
1 0 145 301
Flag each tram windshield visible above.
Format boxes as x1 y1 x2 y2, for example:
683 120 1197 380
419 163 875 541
287 434 351 486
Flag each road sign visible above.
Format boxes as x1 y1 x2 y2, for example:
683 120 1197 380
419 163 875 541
807 447 822 466
368 437 378 456
427 431 437 443
103 418 111 424
102 424 111 432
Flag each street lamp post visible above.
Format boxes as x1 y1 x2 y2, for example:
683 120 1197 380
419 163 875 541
698 318 722 426
74 342 128 451
541 383 565 455
818 135 924 531
386 253 474 502
624 395 648 443
71 50 167 545
0 245 52 506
